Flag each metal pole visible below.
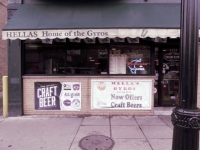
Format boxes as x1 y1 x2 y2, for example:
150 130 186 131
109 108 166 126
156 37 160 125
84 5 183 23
171 0 200 149
2 76 8 117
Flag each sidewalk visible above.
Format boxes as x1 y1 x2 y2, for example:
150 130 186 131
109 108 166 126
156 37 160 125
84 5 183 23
0 115 177 150
0 92 177 150
0 93 198 150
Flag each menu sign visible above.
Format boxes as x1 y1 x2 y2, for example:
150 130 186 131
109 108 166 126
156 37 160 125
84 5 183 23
109 54 127 74
164 52 179 61
35 82 81 111
91 79 152 110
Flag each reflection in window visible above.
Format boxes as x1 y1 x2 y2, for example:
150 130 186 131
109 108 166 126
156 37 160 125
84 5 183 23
109 46 150 75
24 43 151 75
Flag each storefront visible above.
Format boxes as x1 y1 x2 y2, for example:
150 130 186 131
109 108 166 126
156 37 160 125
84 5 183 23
2 1 197 116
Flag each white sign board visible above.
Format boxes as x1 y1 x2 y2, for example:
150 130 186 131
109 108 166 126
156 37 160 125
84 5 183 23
91 79 152 110
2 29 181 40
109 54 127 74
59 82 81 111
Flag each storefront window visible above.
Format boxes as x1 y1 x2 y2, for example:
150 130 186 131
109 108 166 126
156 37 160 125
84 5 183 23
65 48 108 75
109 45 150 75
24 41 151 75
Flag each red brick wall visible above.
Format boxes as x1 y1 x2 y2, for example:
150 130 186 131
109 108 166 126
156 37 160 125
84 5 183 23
0 1 8 92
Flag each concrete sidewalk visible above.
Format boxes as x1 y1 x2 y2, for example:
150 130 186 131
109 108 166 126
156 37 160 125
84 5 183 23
0 115 180 150
0 93 198 150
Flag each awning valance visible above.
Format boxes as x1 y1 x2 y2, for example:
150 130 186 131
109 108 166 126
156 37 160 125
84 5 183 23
1 3 185 40
2 29 181 40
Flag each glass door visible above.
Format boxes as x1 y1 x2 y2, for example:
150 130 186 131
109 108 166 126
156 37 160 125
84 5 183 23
161 48 179 106
154 47 179 106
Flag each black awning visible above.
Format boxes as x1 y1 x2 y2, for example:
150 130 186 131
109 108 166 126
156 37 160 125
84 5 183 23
3 3 181 30
2 3 183 40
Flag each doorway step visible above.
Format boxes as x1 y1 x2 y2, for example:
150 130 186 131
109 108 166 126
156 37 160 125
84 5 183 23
154 107 174 115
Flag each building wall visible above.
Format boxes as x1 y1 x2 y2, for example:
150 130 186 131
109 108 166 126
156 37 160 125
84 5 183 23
23 77 154 116
197 45 200 108
0 0 8 92
22 0 181 4
6 0 200 116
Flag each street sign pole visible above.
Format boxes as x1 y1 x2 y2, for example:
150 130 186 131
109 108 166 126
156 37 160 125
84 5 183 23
171 0 200 149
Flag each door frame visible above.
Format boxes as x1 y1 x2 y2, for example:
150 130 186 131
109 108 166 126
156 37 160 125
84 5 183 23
155 44 180 106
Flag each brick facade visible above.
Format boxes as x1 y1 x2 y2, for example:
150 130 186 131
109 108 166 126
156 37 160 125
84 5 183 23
23 77 154 116
0 0 8 92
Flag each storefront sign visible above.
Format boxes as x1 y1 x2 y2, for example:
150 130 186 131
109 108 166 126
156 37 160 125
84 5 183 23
164 52 179 61
91 79 152 109
126 58 149 74
35 82 81 111
2 29 180 40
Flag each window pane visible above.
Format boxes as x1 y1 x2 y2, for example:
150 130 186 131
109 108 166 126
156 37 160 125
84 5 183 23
24 43 109 75
43 49 65 74
110 45 150 75
24 42 151 75
66 48 108 75
25 44 66 74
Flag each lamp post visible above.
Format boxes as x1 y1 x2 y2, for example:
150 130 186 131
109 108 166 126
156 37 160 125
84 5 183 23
171 0 200 149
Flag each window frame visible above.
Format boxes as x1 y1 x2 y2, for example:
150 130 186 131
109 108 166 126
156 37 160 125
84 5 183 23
22 39 155 76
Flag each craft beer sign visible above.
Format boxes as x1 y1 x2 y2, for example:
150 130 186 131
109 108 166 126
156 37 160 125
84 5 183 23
35 82 81 111
91 79 152 109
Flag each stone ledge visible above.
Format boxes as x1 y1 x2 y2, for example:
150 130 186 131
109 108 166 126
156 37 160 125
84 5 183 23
154 107 174 115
